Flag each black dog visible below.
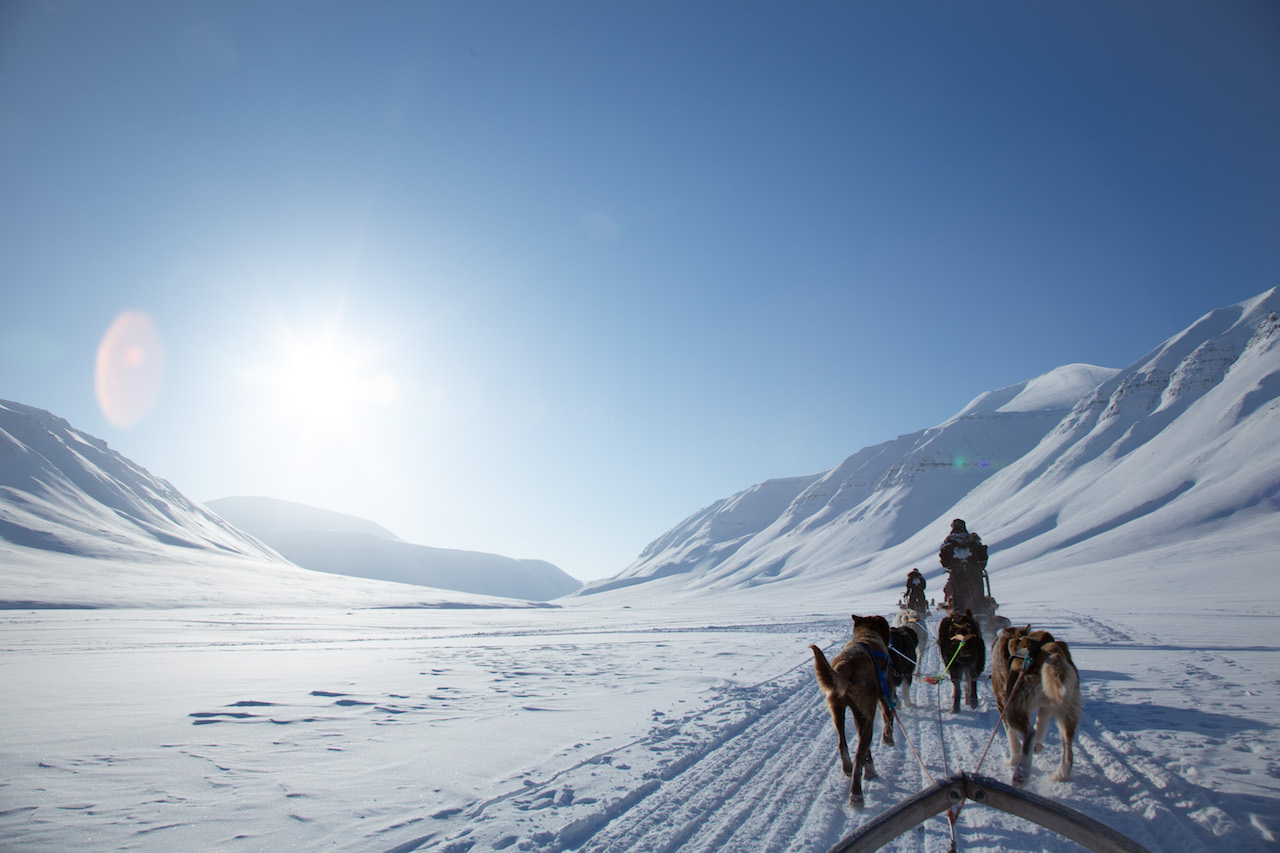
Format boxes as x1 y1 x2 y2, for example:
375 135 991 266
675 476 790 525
937 610 985 713
887 625 920 707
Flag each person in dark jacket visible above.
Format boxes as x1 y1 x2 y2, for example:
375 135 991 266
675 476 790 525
905 568 928 613
939 519 987 569
939 519 988 611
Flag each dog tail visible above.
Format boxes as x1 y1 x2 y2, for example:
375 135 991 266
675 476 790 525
809 644 841 694
1041 642 1080 708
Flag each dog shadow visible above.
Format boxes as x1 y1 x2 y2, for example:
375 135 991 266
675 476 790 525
1087 697 1271 737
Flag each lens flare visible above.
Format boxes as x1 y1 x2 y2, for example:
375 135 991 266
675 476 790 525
95 310 166 429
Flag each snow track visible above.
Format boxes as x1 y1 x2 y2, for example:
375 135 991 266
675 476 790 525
416 610 1277 853
4 606 1274 852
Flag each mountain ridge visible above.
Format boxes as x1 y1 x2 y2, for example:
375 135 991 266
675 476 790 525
207 496 581 601
0 404 573 607
577 288 1280 603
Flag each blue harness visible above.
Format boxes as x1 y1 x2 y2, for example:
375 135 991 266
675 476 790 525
854 643 897 711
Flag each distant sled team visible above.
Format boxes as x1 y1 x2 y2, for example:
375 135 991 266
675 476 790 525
808 519 1082 808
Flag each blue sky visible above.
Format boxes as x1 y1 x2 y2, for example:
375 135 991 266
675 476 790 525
3 1 1279 581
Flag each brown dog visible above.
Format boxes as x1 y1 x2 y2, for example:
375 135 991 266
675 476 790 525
992 624 1081 784
938 610 985 713
809 614 895 807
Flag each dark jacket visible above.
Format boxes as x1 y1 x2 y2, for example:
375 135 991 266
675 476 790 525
939 531 988 569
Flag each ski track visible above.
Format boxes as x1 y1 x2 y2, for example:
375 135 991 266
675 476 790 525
414 610 1275 853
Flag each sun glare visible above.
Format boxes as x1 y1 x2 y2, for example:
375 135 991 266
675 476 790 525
258 329 398 434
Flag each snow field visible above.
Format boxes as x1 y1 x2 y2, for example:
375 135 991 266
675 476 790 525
4 601 1275 852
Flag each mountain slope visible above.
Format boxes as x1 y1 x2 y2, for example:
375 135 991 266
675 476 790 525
0 403 556 609
0 400 281 562
579 363 1118 596
579 288 1280 603
207 496 582 601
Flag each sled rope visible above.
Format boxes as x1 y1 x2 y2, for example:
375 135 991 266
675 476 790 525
942 638 965 674
893 708 937 788
973 660 1029 775
889 644 918 667
947 647 1033 850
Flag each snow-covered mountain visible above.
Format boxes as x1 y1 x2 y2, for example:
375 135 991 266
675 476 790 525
579 288 1280 604
206 496 581 601
0 402 556 609
0 400 281 563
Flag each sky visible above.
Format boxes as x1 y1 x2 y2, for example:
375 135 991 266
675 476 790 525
2 1 1279 582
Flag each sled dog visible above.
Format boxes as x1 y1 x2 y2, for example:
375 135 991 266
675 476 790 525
892 609 929 648
992 624 1081 784
887 625 920 707
937 610 985 713
809 614 895 807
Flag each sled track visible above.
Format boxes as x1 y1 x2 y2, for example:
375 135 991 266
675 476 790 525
409 611 1272 853
573 662 840 853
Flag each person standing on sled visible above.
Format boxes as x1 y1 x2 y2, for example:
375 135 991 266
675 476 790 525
905 568 928 614
939 519 987 612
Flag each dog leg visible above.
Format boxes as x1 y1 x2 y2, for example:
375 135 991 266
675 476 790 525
859 713 877 782
1004 709 1028 771
1053 715 1077 782
1004 724 1022 769
831 702 853 777
850 712 875 808
879 697 895 746
966 672 980 709
901 676 912 707
1032 708 1051 754
950 674 962 713
1013 725 1037 785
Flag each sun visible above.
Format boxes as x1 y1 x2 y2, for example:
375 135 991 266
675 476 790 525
257 328 398 435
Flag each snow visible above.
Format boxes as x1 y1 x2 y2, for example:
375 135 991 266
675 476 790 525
2 589 1277 852
3 290 1280 851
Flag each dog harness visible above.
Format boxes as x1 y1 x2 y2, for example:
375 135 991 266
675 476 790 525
854 643 896 711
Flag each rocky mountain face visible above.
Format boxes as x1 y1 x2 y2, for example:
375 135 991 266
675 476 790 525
577 288 1280 600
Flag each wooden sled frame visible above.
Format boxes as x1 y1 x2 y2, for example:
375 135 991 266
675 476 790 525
825 773 1151 853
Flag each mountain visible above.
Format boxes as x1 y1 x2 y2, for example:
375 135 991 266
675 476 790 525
577 288 1280 603
0 402 554 609
206 496 582 601
0 400 281 563
577 363 1118 596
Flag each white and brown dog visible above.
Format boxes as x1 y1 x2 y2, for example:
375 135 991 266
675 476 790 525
992 625 1082 784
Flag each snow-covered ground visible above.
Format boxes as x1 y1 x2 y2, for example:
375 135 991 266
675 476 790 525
3 578 1276 852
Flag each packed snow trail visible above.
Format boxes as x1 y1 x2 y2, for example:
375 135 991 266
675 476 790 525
413 610 1274 853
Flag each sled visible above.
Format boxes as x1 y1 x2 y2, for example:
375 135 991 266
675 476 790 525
940 560 1010 637
897 596 929 622
824 772 1152 853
